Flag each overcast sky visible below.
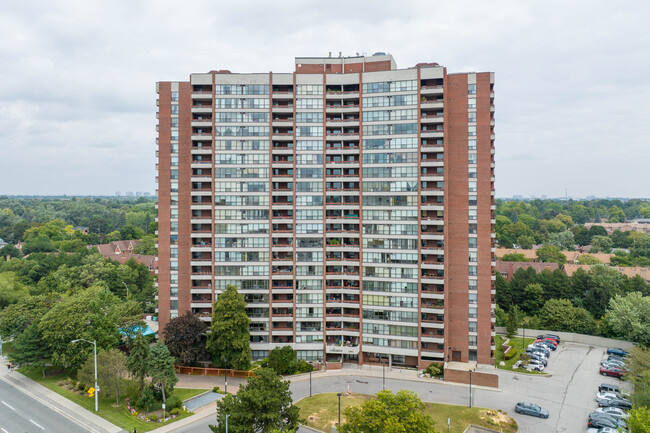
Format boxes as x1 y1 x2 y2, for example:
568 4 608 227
0 0 648 198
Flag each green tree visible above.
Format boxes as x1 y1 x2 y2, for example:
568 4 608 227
162 311 208 366
10 322 51 377
494 272 512 307
206 285 251 370
127 332 151 391
606 292 650 346
505 305 521 338
536 245 567 266
627 406 650 433
624 347 650 408
78 348 128 404
608 205 626 223
149 341 178 398
516 235 535 249
500 253 528 262
340 389 438 433
0 272 30 308
575 254 601 265
210 368 299 433
0 244 21 259
267 346 299 375
38 286 124 371
133 234 157 255
590 235 613 254
538 299 594 333
522 283 544 315
22 234 56 254
546 230 575 250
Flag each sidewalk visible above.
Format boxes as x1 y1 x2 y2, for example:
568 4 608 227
176 372 246 393
0 359 123 433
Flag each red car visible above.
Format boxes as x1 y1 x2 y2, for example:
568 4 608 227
538 338 558 346
600 366 626 378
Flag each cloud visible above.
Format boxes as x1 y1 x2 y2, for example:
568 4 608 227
0 0 648 197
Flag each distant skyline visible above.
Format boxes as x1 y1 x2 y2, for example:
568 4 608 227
0 0 648 197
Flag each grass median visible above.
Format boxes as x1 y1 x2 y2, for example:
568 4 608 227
296 393 518 433
18 367 201 432
495 335 547 374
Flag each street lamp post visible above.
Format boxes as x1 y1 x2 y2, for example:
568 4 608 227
71 339 98 412
225 413 230 433
223 358 228 394
121 282 129 300
468 369 473 408
382 357 385 390
522 323 527 350
309 361 313 397
337 393 342 427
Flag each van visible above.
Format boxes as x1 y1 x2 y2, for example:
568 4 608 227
599 383 620 393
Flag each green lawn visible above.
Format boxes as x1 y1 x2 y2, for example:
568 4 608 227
18 367 193 432
296 393 517 433
174 388 209 401
495 335 546 375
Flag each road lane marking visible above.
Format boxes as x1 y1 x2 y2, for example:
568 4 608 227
1 401 14 410
1 427 8 433
29 419 45 430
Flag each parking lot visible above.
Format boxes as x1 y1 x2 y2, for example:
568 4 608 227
492 341 633 433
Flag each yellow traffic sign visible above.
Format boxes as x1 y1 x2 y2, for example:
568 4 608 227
88 387 95 397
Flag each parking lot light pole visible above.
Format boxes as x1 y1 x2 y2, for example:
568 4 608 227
71 339 98 412
337 393 342 427
223 358 228 394
522 323 527 350
308 361 312 397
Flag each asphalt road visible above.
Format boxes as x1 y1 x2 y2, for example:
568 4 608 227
168 341 634 433
0 376 89 433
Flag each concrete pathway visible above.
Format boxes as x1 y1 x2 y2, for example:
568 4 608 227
183 391 223 411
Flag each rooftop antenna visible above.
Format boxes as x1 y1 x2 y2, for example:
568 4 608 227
339 51 342 58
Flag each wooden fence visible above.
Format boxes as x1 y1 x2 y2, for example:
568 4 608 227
174 365 257 378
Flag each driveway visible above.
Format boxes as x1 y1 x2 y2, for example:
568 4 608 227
168 341 633 433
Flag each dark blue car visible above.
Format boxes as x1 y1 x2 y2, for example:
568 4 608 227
607 348 627 357
514 402 549 418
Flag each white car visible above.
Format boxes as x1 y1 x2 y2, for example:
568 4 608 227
596 391 620 402
526 360 545 372
594 407 629 420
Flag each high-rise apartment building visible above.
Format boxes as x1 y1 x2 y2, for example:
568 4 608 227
156 53 496 368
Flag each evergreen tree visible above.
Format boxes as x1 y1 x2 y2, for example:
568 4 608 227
505 305 521 338
10 322 51 377
210 368 299 433
206 284 251 370
127 332 150 390
149 341 178 397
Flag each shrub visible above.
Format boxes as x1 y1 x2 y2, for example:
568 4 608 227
136 386 155 412
170 408 181 415
295 359 311 374
165 395 183 410
149 414 158 422
212 386 221 393
505 349 518 360
268 346 298 375
425 362 444 377
76 382 84 391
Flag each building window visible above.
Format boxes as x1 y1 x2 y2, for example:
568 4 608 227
469 280 477 291
468 84 476 95
469 349 477 361
468 126 476 136
468 112 476 122
469 335 477 346
469 195 477 206
468 321 477 332
171 118 179 127
469 293 477 304
468 237 477 248
468 139 477 150
469 209 477 220
469 252 477 263
171 104 179 114
468 98 476 108
469 307 477 318
170 300 178 310
171 92 179 101
469 265 477 276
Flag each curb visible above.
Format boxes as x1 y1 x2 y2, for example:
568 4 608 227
147 405 216 433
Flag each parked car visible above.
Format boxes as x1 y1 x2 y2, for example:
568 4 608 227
600 366 626 378
587 415 620 429
537 334 561 343
588 413 627 429
526 360 545 372
528 354 548 366
596 391 620 402
607 354 625 361
535 340 557 351
526 349 548 359
599 383 620 393
528 344 551 356
598 397 633 409
594 407 629 420
514 402 549 418
586 428 618 433
601 360 626 369
607 348 628 357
